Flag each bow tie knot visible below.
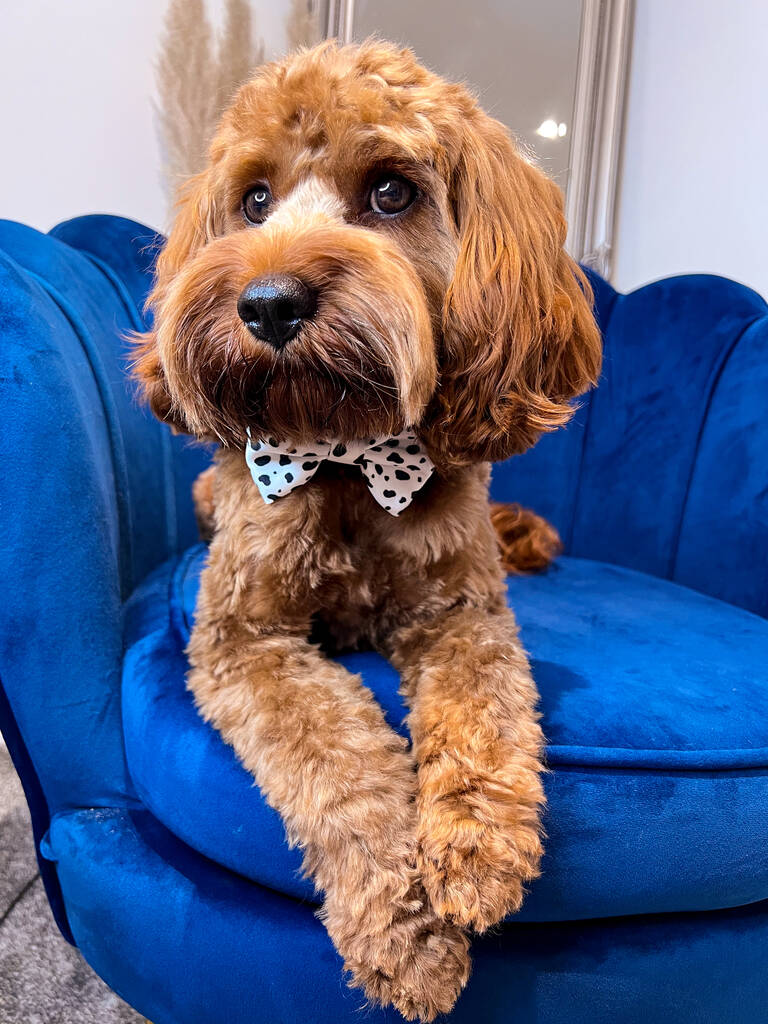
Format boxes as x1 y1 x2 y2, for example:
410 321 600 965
245 430 434 516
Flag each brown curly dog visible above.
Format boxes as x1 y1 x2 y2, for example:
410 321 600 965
134 39 601 1021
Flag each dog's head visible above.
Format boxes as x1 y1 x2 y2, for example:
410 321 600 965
135 40 601 464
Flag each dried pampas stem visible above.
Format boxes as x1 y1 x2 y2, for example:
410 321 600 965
156 0 262 209
156 0 217 197
286 0 323 51
216 0 263 115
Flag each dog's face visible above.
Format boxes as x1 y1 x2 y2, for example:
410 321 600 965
136 41 601 464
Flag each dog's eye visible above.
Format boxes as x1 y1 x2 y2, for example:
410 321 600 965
242 185 273 224
369 176 415 215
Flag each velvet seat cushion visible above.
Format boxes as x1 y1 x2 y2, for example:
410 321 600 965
44 806 768 1024
122 545 768 923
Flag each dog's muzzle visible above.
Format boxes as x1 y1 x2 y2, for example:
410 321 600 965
237 274 317 349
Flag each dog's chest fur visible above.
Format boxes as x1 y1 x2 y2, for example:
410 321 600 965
205 450 505 652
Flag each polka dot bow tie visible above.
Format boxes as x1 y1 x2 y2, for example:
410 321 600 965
245 429 435 516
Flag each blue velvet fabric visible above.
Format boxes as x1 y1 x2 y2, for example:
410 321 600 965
122 544 768 920
494 270 768 618
1 213 767 1022
43 806 768 1024
0 216 210 934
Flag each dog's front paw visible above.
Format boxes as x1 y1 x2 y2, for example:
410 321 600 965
341 891 470 1021
417 757 545 931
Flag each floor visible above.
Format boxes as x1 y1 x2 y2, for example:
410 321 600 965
0 742 143 1024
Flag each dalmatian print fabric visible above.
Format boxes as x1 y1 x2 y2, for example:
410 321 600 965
245 428 435 516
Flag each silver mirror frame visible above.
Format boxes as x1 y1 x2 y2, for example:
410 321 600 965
322 0 633 279
324 0 355 41
565 0 634 277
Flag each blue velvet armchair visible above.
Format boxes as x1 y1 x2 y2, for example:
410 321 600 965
1 213 767 1024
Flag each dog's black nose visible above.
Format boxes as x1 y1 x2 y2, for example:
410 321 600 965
237 274 316 348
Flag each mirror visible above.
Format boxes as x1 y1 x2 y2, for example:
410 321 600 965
351 0 582 193
313 0 633 277
157 0 633 277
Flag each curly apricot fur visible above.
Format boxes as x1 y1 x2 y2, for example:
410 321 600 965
135 40 601 1021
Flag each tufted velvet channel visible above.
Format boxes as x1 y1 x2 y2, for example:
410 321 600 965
1 214 767 1023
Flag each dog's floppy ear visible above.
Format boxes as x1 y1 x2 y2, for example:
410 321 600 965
422 110 602 466
132 171 218 429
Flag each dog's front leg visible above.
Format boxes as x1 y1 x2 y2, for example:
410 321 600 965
389 605 546 931
187 609 470 1021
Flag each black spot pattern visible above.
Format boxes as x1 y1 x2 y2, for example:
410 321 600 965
245 428 434 516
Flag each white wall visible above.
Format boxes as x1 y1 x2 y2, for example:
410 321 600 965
613 0 768 299
0 0 290 235
1 1 168 233
4 0 768 302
